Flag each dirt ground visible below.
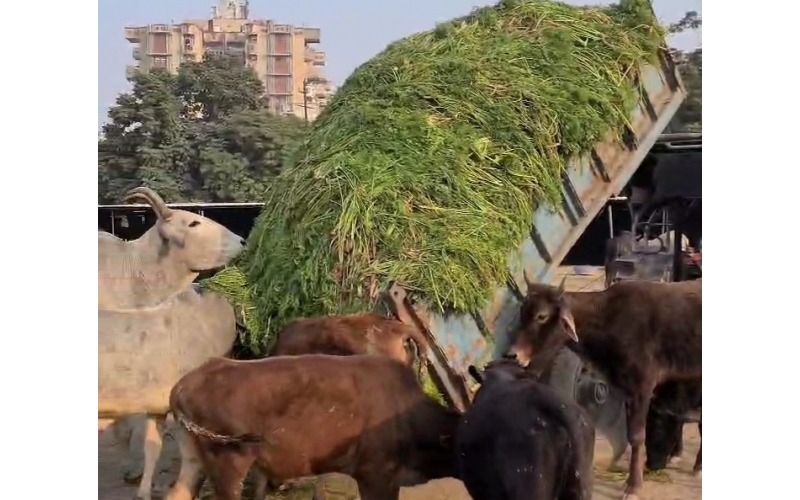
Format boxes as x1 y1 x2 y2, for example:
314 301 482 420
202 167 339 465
99 266 701 500
98 425 701 500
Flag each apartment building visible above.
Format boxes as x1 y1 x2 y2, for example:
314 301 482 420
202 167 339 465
124 0 334 120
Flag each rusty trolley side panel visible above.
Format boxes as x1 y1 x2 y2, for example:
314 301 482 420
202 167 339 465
394 53 687 408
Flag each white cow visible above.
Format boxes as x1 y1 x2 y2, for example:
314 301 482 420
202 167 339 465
99 187 245 500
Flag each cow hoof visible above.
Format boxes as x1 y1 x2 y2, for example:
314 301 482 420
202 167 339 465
668 455 683 465
621 488 641 500
123 468 144 484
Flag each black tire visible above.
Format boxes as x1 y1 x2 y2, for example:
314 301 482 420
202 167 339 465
546 348 629 461
594 385 629 461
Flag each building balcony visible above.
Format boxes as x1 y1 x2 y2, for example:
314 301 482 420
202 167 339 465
125 65 140 79
225 46 246 57
269 24 292 33
227 33 247 44
304 48 317 62
124 27 142 42
303 27 321 44
313 86 331 98
204 32 225 44
246 22 268 34
303 75 327 85
304 68 322 81
312 51 326 66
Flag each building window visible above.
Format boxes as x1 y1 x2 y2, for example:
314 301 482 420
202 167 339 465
149 32 169 54
153 56 168 69
183 34 194 52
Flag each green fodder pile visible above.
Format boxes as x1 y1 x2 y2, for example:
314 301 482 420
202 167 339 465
201 265 265 344
206 0 665 354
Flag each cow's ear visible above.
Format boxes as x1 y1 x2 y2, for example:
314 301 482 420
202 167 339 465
559 308 578 343
468 365 484 384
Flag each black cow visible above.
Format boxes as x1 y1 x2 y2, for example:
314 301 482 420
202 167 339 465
645 380 702 475
456 359 595 500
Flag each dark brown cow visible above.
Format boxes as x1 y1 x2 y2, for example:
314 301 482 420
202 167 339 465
506 278 701 500
270 312 428 366
164 354 460 500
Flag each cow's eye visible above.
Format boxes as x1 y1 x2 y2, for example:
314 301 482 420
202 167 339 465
535 312 549 323
189 221 201 228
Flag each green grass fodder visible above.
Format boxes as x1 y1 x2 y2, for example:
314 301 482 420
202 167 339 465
212 0 665 354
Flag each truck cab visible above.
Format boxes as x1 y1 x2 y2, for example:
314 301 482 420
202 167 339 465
610 133 702 283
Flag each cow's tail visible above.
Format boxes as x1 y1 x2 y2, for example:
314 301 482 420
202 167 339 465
170 385 263 445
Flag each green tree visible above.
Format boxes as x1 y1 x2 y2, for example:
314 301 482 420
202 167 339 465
98 54 308 203
175 54 266 122
194 110 308 201
667 12 702 132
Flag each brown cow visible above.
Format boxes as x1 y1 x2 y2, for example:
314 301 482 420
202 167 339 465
506 278 701 500
254 312 431 497
270 312 428 366
164 354 460 500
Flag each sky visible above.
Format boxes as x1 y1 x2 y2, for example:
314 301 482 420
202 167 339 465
97 0 702 128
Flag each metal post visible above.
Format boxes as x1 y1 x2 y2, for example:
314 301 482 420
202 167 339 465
672 203 687 282
302 78 309 122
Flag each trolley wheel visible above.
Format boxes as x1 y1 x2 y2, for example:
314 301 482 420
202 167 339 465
546 348 629 462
